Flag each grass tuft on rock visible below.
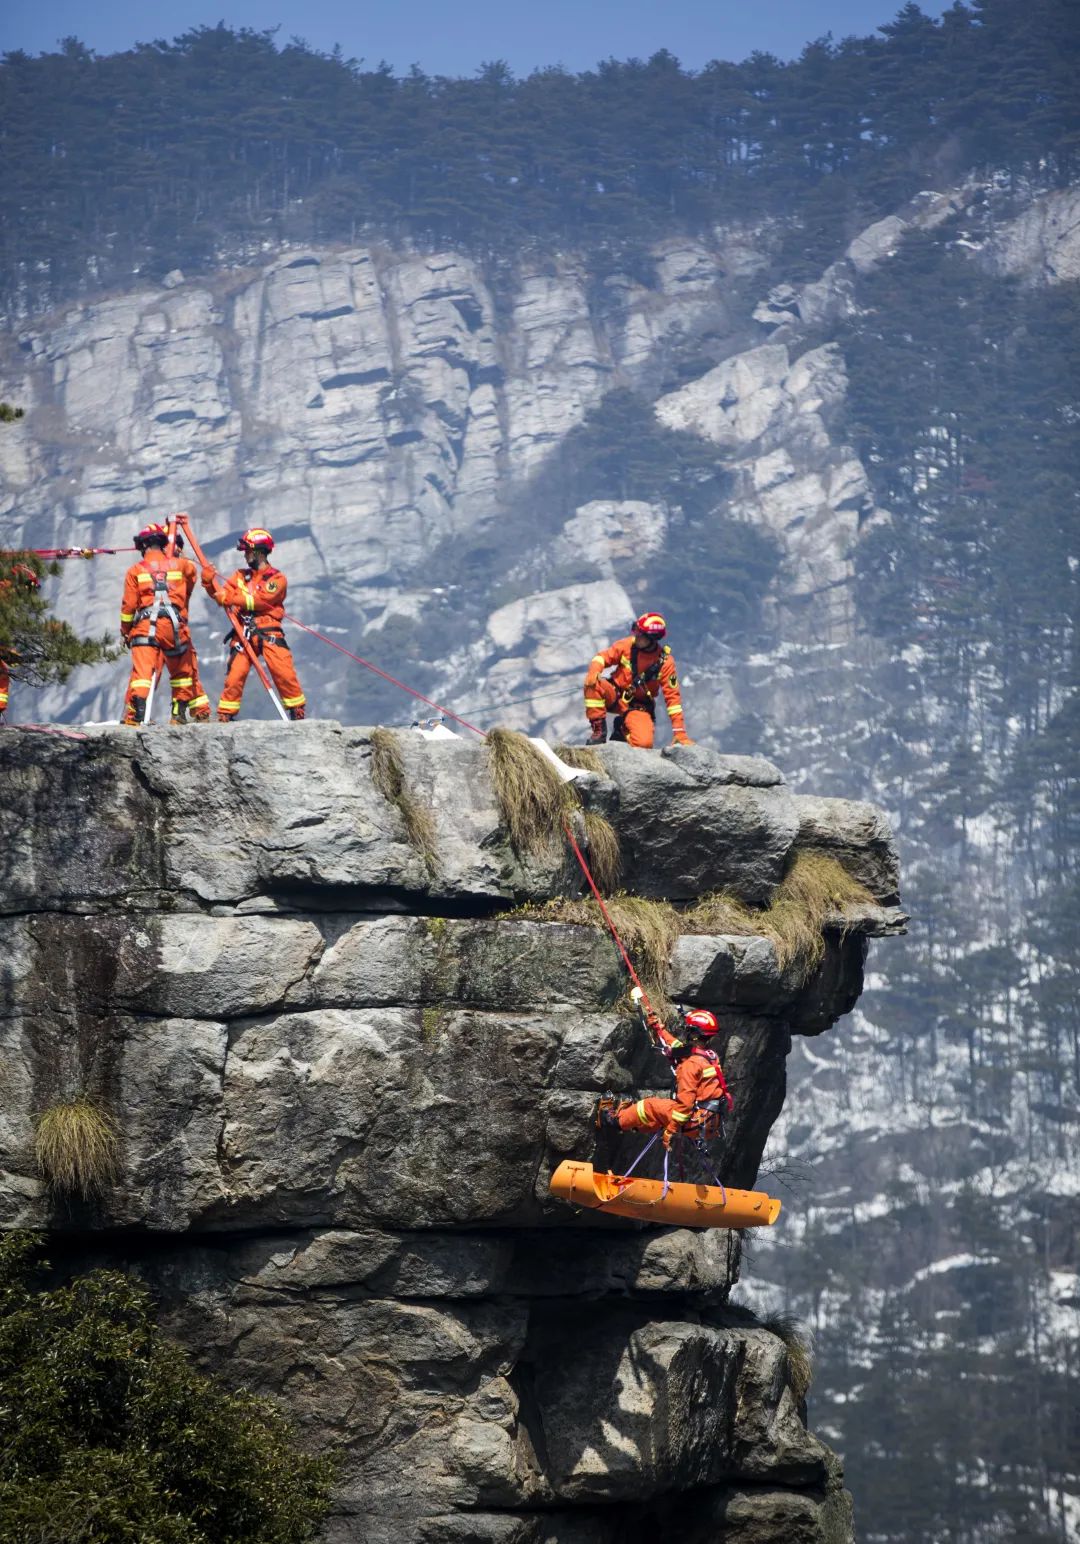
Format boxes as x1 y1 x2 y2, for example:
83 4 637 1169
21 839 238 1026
515 892 677 1003
486 727 578 855
762 1309 814 1403
514 850 874 994
582 811 621 893
33 1098 118 1197
371 727 438 874
555 745 607 775
765 850 874 982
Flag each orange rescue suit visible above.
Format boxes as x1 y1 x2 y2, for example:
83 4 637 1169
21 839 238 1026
584 634 688 748
616 1012 731 1140
119 552 210 723
202 563 306 719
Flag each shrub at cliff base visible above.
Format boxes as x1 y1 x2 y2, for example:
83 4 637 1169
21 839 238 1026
0 1233 334 1544
33 1096 119 1197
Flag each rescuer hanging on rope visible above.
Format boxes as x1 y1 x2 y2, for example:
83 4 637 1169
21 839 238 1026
202 528 307 721
597 989 732 1147
119 524 211 726
583 611 692 748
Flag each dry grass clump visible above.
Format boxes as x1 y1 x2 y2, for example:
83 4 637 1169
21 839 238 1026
766 850 873 981
486 727 579 856
555 745 607 775
582 811 621 893
371 727 438 874
516 849 873 995
33 1097 119 1197
762 1310 814 1403
684 851 874 984
682 889 759 936
515 892 677 1004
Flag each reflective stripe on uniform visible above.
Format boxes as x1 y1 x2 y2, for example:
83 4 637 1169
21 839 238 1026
166 570 183 580
282 693 306 707
620 655 630 666
591 654 605 665
137 573 154 584
130 678 153 689
217 699 241 713
670 1109 691 1122
635 1100 649 1124
667 703 683 717
238 577 255 612
170 676 193 689
701 1066 717 1078
189 694 209 709
120 612 135 622
584 697 605 709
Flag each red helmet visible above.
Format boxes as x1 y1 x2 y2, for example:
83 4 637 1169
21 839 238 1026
238 527 274 554
634 611 667 640
682 1008 720 1037
12 563 40 589
134 522 183 551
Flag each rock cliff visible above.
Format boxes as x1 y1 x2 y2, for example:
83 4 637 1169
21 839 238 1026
0 725 902 1542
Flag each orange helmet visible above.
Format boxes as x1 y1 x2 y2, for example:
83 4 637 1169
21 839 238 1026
682 1008 720 1037
634 611 667 640
238 527 274 554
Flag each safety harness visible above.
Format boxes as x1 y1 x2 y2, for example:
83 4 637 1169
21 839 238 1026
131 567 184 657
611 643 671 719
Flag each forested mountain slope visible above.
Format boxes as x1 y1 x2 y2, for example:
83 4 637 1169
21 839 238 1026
1 4 1078 1540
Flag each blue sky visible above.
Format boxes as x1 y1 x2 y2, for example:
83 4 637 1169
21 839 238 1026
2 0 952 75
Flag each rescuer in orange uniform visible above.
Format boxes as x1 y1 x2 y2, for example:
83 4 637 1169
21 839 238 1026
583 611 692 748
119 525 211 726
201 527 307 721
598 997 733 1146
0 563 41 725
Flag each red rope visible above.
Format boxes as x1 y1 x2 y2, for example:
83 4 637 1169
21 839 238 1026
562 819 653 1014
284 609 652 1008
283 613 489 739
7 546 138 559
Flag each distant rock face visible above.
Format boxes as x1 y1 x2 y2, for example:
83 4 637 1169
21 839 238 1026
0 725 901 1542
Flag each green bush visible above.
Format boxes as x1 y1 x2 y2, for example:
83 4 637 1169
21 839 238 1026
0 1233 334 1543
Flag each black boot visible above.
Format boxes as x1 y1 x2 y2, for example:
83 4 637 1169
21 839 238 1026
288 706 306 721
587 722 607 745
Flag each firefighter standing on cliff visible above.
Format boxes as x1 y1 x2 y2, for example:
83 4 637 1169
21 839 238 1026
583 611 692 748
597 990 733 1146
119 524 211 726
201 527 307 721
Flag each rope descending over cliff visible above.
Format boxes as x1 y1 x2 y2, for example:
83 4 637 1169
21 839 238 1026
283 610 657 1015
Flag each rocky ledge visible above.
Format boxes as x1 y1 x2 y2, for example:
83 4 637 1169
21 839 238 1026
0 723 902 1542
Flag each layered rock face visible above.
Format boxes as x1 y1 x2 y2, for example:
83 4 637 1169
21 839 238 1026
0 725 901 1542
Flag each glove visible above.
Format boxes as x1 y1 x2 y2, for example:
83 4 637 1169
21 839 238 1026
630 986 644 1004
201 563 217 585
673 731 694 746
120 633 131 649
662 1127 675 1150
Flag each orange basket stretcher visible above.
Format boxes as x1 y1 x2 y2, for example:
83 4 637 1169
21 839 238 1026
549 1158 782 1230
